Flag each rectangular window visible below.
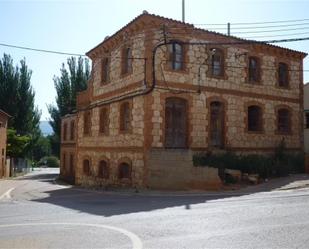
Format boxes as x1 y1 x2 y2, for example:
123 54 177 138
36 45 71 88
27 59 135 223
83 111 91 135
70 121 75 140
248 57 260 83
120 102 131 132
99 107 109 134
306 113 309 129
101 58 110 83
2 149 4 156
63 123 67 141
122 47 132 75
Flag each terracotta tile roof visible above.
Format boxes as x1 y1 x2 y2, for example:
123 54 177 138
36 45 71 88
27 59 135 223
0 109 11 118
86 12 307 57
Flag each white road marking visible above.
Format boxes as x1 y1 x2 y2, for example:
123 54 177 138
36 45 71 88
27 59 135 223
0 222 143 249
0 188 14 200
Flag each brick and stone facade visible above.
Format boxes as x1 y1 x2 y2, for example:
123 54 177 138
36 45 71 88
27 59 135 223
60 114 76 184
0 110 10 178
60 13 306 189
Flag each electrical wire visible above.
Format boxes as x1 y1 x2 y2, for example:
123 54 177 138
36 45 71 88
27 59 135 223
193 18 309 26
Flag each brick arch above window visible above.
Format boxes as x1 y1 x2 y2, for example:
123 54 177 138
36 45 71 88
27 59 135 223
275 105 292 135
244 102 265 133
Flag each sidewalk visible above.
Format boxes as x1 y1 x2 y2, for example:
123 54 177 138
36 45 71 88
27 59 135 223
55 174 309 197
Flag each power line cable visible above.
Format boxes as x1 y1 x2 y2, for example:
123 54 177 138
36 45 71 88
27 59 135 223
194 18 309 26
0 43 86 57
232 26 309 35
243 31 309 39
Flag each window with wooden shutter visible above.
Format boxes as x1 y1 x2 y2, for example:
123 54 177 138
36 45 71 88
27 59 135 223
98 160 109 179
122 47 132 75
70 120 75 140
83 159 90 176
101 57 110 83
248 105 263 132
168 42 184 70
120 102 131 132
83 111 91 135
99 107 109 134
278 62 289 87
118 162 131 179
165 97 187 148
248 57 260 83
277 108 291 133
210 49 224 77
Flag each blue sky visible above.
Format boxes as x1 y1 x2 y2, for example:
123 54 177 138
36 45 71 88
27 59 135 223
1 0 309 120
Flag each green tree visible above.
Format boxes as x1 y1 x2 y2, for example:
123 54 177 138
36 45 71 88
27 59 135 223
0 54 41 158
6 129 31 158
32 135 51 161
48 56 90 155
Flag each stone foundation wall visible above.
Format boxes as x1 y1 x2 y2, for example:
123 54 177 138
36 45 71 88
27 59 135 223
147 149 222 190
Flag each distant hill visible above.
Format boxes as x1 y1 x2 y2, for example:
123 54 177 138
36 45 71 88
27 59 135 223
39 121 53 136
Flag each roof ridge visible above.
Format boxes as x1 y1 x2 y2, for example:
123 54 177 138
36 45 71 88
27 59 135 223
86 12 307 57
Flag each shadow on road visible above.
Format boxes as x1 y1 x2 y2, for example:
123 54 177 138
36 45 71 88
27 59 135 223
28 172 309 217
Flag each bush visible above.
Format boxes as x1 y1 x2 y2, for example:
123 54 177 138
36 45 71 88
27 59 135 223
193 150 304 179
38 156 59 168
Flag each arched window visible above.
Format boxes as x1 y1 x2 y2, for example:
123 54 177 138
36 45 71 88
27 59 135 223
278 63 289 87
83 159 91 176
248 57 260 83
70 120 75 140
277 108 291 133
118 162 131 179
120 102 131 132
168 42 184 70
98 160 109 179
101 57 110 83
248 105 263 132
210 48 224 76
83 111 91 135
122 47 132 75
99 107 109 134
63 123 67 141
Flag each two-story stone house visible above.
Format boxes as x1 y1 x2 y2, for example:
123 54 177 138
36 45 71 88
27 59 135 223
60 12 306 189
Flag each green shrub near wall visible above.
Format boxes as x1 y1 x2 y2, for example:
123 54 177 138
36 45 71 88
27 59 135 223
193 151 304 179
38 156 60 168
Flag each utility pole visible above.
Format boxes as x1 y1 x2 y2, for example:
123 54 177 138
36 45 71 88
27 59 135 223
227 22 231 36
182 0 185 22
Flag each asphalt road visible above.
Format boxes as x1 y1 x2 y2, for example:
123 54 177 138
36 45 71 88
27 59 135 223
1 168 309 249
